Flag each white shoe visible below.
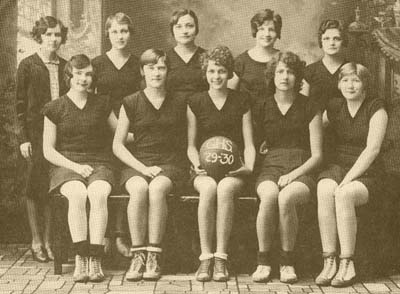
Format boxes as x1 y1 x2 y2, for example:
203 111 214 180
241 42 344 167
88 256 105 282
73 255 89 283
331 258 356 287
143 251 161 280
126 251 146 281
213 257 229 282
252 265 272 282
315 255 337 286
280 265 298 284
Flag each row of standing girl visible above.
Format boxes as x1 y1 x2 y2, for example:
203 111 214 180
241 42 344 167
16 8 388 288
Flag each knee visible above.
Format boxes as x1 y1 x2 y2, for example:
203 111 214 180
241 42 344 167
88 182 111 206
278 192 296 214
196 177 217 197
126 177 149 198
149 177 172 198
61 182 87 210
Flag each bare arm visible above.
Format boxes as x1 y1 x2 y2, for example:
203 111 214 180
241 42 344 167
300 79 310 97
227 72 240 90
278 112 323 188
108 110 134 143
43 117 93 177
186 105 202 170
339 108 388 186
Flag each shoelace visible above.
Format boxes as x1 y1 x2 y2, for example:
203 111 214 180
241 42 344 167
131 252 146 271
322 256 335 274
281 265 294 275
147 252 159 271
336 259 350 280
214 258 226 274
77 256 88 274
91 257 101 274
198 259 211 273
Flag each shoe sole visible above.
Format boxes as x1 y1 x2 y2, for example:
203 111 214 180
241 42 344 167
331 276 357 288
315 277 334 287
253 277 270 283
143 274 161 281
126 275 143 282
280 278 298 284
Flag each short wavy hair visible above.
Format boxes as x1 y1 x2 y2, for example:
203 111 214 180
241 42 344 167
105 12 134 38
250 9 282 39
64 54 95 88
31 16 68 44
265 51 306 93
169 9 199 36
318 19 348 48
200 46 234 79
338 62 371 94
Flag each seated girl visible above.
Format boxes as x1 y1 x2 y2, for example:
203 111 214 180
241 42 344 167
43 54 117 283
113 49 187 281
253 51 323 283
316 63 387 287
187 46 256 282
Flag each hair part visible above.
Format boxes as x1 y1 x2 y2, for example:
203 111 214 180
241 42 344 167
318 19 348 48
265 51 306 93
200 46 235 80
105 12 134 38
31 16 68 44
338 62 371 94
139 48 169 71
250 9 282 38
64 54 95 87
169 9 199 36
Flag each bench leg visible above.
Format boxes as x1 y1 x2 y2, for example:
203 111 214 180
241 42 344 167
53 195 69 275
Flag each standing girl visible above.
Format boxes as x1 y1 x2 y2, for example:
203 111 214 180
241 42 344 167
187 46 255 282
92 12 141 258
253 52 323 283
43 55 116 283
315 63 387 287
16 16 68 262
113 49 187 281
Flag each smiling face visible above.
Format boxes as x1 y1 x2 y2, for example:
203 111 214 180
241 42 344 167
206 60 229 91
142 58 168 89
40 24 62 53
173 14 197 45
255 20 278 48
108 21 131 50
274 61 296 92
321 28 344 56
70 65 94 92
339 73 365 100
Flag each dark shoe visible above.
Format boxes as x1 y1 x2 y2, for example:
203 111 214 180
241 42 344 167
126 251 146 281
30 246 48 263
315 254 337 286
143 251 161 280
213 257 229 282
116 237 132 258
44 245 54 261
196 258 213 282
331 258 356 288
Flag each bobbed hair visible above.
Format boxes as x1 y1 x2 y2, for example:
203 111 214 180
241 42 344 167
318 19 348 48
64 54 95 88
200 45 235 79
139 48 169 71
338 62 371 94
250 9 282 39
31 16 68 44
169 9 199 36
105 12 134 38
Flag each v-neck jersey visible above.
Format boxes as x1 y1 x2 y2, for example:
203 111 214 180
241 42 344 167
122 90 187 166
166 47 209 101
304 59 347 111
92 53 141 115
42 93 112 153
187 89 250 150
259 93 319 151
326 96 385 168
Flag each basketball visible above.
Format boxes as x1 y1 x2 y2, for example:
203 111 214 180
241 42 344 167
199 136 240 180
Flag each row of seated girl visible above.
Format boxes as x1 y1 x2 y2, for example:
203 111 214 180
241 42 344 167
16 8 388 288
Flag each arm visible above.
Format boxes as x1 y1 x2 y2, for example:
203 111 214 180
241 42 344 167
229 110 256 176
339 108 388 187
300 79 310 97
108 110 134 143
278 112 324 188
42 117 93 177
112 105 160 177
227 72 240 90
186 105 205 174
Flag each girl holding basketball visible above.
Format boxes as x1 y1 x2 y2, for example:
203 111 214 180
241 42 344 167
253 51 323 283
113 49 187 281
315 63 387 287
187 46 256 282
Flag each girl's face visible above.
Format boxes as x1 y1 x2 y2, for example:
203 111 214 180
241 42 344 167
70 65 94 92
173 14 197 45
274 61 296 92
339 73 364 100
321 28 343 56
255 20 278 48
142 58 168 89
108 21 131 50
40 24 62 53
206 60 229 90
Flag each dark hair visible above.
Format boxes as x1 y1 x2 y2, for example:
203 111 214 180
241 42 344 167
105 12 134 38
338 62 371 94
318 19 348 48
265 51 306 93
64 54 95 87
139 48 169 71
250 9 282 38
31 16 68 44
200 46 234 79
169 9 199 36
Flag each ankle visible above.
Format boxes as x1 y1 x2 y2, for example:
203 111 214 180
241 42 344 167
257 251 271 266
280 250 295 266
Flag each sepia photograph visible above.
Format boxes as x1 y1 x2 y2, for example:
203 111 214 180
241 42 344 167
1 0 400 293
